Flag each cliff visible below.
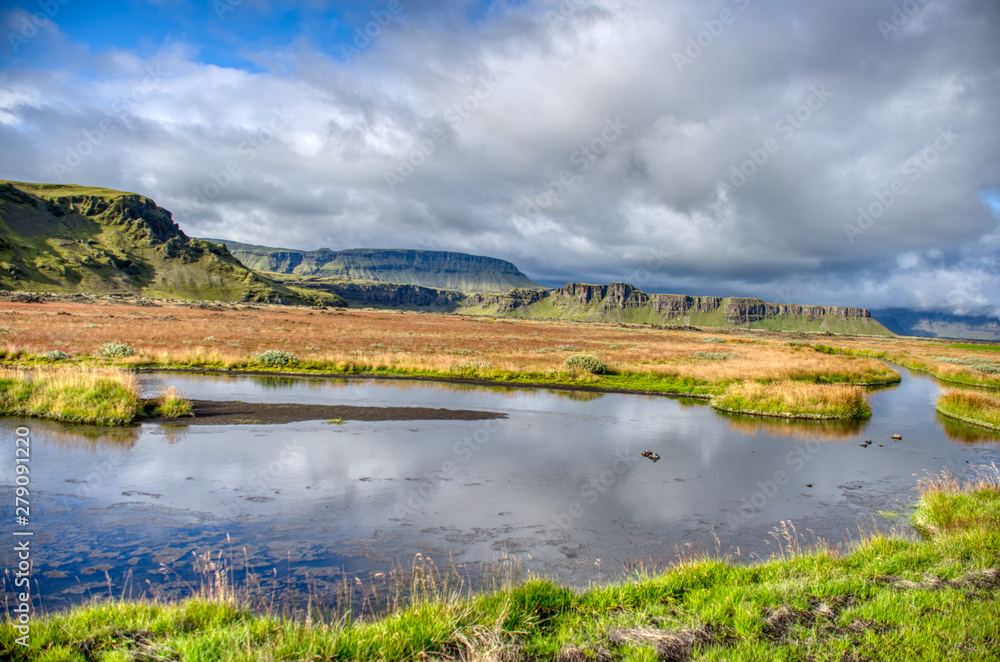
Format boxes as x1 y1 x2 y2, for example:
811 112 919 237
462 282 892 335
0 181 344 306
207 240 541 294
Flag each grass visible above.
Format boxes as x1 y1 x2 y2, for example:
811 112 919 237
950 343 1000 353
936 388 1000 432
0 367 142 425
0 300 901 399
4 465 999 660
711 380 873 419
154 385 193 418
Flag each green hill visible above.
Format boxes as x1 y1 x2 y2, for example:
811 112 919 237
0 181 344 306
206 239 541 294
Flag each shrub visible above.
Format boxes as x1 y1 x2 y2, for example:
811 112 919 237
44 350 71 361
556 344 578 351
253 350 299 367
693 351 733 360
564 355 610 375
700 337 726 344
100 341 135 358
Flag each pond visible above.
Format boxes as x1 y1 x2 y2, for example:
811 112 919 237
2 367 999 612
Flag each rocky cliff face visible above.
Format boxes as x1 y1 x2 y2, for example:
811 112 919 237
210 240 541 294
721 298 870 324
317 281 463 309
461 281 888 334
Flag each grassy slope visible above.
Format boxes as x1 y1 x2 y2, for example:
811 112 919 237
4 469 998 661
0 181 343 306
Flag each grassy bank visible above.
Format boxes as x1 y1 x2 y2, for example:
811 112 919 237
0 367 142 425
711 380 872 419
0 368 192 425
937 388 1000 432
4 466 998 660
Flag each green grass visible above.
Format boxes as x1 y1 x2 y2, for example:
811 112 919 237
4 466 999 660
936 389 1000 432
950 343 1000 353
0 367 143 425
154 385 193 418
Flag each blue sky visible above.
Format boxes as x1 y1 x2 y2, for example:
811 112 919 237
1 0 999 316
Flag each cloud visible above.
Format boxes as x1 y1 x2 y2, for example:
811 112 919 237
0 0 998 314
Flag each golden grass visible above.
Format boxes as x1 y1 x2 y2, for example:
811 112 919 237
711 380 872 419
0 300 902 392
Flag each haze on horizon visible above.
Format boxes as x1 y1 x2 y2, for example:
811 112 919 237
1 0 998 316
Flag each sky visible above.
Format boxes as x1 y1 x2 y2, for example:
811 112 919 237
1 0 999 316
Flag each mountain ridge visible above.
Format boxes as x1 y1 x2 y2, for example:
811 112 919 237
206 238 541 294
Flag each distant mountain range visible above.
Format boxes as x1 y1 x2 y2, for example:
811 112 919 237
871 308 1000 341
3 179 994 340
205 239 539 294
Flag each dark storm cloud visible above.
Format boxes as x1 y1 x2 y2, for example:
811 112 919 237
0 0 998 314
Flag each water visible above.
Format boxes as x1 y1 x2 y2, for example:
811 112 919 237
2 367 999 612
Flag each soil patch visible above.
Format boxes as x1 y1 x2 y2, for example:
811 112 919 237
143 399 507 425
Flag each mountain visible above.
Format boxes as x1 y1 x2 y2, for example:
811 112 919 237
0 181 343 306
462 283 894 335
872 308 1000 341
205 239 541 294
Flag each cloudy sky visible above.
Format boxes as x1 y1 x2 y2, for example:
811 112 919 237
1 0 999 314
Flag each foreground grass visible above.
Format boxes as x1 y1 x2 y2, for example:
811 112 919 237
711 380 872 419
4 467 999 661
937 388 1000 432
0 368 193 425
0 367 142 425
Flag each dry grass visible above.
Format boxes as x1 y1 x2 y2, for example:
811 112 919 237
0 300 900 393
711 380 872 419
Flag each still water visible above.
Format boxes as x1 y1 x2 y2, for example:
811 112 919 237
2 367 999 611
